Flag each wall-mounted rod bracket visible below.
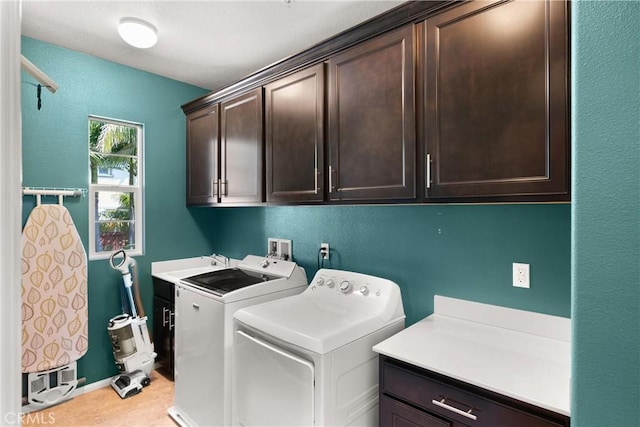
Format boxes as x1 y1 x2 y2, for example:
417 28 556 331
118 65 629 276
21 55 59 93
21 55 59 110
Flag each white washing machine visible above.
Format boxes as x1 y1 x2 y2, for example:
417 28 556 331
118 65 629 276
168 255 307 427
232 268 405 426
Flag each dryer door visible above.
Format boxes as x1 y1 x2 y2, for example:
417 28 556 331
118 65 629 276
234 330 315 426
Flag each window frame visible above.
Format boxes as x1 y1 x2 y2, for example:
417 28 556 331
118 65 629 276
88 115 144 260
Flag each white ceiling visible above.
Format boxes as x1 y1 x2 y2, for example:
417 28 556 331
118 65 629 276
21 0 405 91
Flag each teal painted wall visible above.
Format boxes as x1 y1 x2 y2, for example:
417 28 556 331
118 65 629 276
572 1 640 426
21 37 213 384
21 19 577 401
211 204 571 325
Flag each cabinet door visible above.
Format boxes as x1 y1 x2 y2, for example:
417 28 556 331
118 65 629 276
186 104 219 205
265 64 324 203
153 295 174 379
328 24 416 202
424 0 569 201
220 88 263 203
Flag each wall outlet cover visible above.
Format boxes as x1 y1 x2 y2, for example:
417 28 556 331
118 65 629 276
320 243 330 260
513 262 530 288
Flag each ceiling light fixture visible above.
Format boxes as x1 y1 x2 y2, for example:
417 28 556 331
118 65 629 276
118 17 157 49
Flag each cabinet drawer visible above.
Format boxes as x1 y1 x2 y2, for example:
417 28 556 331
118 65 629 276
381 361 565 427
153 277 175 303
381 395 451 427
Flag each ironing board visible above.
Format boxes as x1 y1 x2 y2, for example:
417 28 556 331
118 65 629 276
21 203 88 406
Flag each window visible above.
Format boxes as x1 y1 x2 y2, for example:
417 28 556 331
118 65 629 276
88 116 143 259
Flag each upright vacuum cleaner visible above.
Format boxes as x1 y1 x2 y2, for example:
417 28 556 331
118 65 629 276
107 250 157 399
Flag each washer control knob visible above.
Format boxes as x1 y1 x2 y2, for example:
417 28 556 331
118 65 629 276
340 281 352 294
360 286 369 296
261 259 270 268
326 279 335 288
316 277 325 286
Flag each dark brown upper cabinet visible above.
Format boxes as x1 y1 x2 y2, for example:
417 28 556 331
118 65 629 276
186 104 219 205
220 88 264 204
186 88 263 206
265 64 324 203
422 0 569 201
327 24 416 202
183 1 570 206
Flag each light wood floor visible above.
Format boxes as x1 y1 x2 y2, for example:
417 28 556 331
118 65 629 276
22 370 176 427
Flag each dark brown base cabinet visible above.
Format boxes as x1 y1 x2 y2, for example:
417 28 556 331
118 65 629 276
422 0 569 201
153 278 175 379
379 356 570 427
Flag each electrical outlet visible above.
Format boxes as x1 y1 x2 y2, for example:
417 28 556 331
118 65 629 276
513 262 530 288
320 243 330 260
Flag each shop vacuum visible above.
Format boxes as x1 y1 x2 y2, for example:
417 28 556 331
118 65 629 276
107 250 157 399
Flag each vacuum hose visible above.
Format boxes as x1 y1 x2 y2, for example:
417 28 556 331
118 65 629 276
109 250 145 318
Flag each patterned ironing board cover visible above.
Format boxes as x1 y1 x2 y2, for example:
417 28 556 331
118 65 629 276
21 204 88 373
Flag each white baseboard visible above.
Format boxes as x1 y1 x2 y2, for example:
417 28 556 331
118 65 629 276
75 376 114 394
22 365 166 413
21 376 113 414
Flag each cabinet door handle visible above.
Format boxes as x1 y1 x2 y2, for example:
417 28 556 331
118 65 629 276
162 307 169 327
431 398 477 421
221 180 228 197
192 303 200 310
210 179 217 197
329 165 336 192
169 311 175 331
426 153 432 189
314 147 320 194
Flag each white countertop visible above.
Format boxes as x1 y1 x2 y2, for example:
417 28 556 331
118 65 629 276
373 296 571 416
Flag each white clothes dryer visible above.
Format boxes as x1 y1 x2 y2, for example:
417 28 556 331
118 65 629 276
233 268 405 426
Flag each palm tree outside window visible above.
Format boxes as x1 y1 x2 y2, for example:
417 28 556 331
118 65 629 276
88 116 144 259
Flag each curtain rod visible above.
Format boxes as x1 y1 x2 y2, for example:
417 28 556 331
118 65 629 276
20 55 59 93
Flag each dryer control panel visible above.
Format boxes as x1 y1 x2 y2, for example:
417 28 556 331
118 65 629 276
307 269 405 323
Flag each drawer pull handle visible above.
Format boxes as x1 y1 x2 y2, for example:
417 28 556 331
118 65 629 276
192 303 200 309
432 398 477 421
